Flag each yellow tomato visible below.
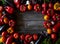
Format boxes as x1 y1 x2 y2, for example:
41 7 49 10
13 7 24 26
47 28 52 34
0 37 6 43
12 42 16 44
0 37 2 42
27 4 32 10
44 15 49 21
4 17 9 24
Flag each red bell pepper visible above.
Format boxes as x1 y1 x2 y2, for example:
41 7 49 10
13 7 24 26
5 6 14 14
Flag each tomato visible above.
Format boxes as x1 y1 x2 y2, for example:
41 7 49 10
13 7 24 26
27 4 32 10
4 17 9 24
52 14 60 21
0 12 2 17
47 9 54 16
42 3 47 8
42 10 46 15
13 33 19 39
13 0 20 5
33 34 38 41
20 34 25 40
12 42 16 44
9 20 15 27
52 27 58 33
34 4 41 12
20 5 27 12
51 34 56 39
49 2 53 9
0 6 3 12
13 0 20 9
47 28 52 34
44 15 50 21
2 36 6 43
43 21 51 28
25 34 32 42
2 31 8 37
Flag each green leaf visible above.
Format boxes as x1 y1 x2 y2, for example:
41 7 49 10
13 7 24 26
46 0 49 2
1 0 6 4
0 42 3 44
55 38 60 44
47 38 52 44
42 38 47 44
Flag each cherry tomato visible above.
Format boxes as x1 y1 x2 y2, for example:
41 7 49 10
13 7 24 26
2 31 8 37
44 15 50 21
0 6 3 12
25 34 32 42
47 28 52 34
9 20 15 27
20 5 27 12
33 34 38 41
4 17 9 24
13 33 19 39
27 4 32 10
51 34 57 39
20 34 25 40
34 4 41 12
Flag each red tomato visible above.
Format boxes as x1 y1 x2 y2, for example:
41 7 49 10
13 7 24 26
34 4 41 12
2 31 8 37
20 34 25 40
51 34 57 39
25 34 32 42
49 2 53 9
9 20 15 27
33 34 38 41
42 3 47 8
0 6 3 12
20 5 27 12
13 33 19 39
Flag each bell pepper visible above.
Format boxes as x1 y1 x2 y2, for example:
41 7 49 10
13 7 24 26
7 27 14 34
5 6 14 14
6 35 13 44
54 2 60 10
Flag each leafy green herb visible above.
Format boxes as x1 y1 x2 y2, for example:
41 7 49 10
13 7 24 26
55 38 60 44
1 0 6 4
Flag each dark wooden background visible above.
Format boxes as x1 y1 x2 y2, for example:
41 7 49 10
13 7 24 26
15 11 46 34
